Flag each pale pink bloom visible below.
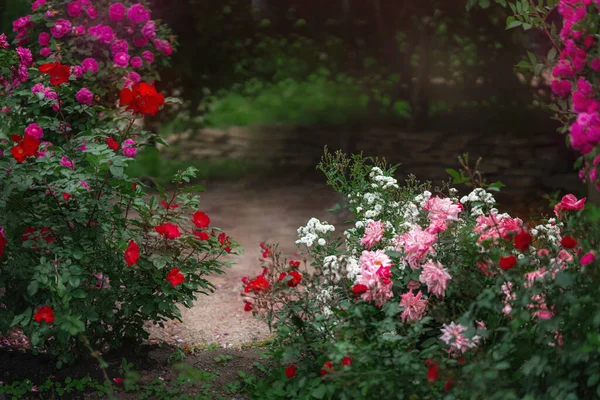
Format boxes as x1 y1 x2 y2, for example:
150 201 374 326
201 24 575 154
399 290 427 322
476 259 494 276
360 220 385 249
419 260 451 298
354 250 394 306
537 249 550 257
474 212 523 243
476 320 487 331
524 268 547 288
557 249 574 263
425 219 447 234
440 322 478 354
406 280 420 291
424 196 461 222
395 225 436 269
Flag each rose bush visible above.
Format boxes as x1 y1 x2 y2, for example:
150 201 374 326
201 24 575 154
0 1 236 367
245 150 599 399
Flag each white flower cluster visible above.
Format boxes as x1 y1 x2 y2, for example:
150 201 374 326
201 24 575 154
531 218 563 245
413 190 432 208
369 167 399 190
460 188 496 215
296 218 335 247
323 255 342 283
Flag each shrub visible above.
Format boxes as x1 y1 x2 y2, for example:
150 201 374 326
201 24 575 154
246 150 598 399
0 1 236 366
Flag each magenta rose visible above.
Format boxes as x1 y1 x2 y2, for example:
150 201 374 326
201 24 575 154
153 39 173 55
38 32 50 46
111 39 129 55
66 1 82 17
76 88 93 105
142 20 157 39
25 123 44 140
130 57 143 69
109 3 127 21
40 47 52 57
81 58 99 73
113 52 130 68
127 4 150 24
142 50 154 64
51 19 72 38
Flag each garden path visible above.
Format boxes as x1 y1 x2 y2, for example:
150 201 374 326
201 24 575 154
146 179 344 348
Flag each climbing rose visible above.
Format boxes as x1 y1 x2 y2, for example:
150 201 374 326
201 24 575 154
514 230 533 251
120 82 165 116
499 255 517 271
142 50 154 63
560 236 577 249
24 123 43 140
285 365 296 379
38 62 70 86
155 223 181 239
124 240 140 266
38 32 50 46
66 1 82 17
51 19 71 38
395 225 436 269
191 211 210 228
166 268 185 287
131 56 143 69
75 88 93 105
113 52 130 68
399 290 427 322
360 220 385 249
34 306 54 324
419 260 451 298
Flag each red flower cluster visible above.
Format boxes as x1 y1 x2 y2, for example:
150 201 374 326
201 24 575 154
194 230 210 241
514 230 533 251
124 240 140 266
320 361 334 376
219 232 232 253
289 260 301 268
499 255 517 271
11 134 40 163
119 82 165 116
166 268 185 287
278 270 302 287
155 223 181 239
244 275 270 293
191 211 210 229
38 62 70 86
34 306 54 324
22 227 54 248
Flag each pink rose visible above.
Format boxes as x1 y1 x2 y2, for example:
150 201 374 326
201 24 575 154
109 3 127 21
51 19 72 38
40 47 52 57
121 139 137 158
86 6 97 19
153 39 173 55
25 123 44 140
38 32 50 46
66 1 82 17
111 39 129 55
113 52 130 68
142 50 154 64
128 4 150 24
130 57 143 69
75 88 93 105
81 58 98 73
73 25 85 35
554 194 586 217
142 20 156 39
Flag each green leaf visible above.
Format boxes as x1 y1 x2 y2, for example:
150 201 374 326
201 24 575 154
506 20 522 29
27 281 39 296
110 165 124 178
311 385 328 399
547 47 557 61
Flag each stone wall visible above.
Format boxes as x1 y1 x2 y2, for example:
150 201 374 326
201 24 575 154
162 125 582 195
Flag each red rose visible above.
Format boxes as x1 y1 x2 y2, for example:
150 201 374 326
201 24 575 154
11 134 40 163
105 137 119 151
0 234 7 258
112 378 124 384
219 232 232 253
10 134 20 142
289 260 301 268
287 270 302 287
166 268 185 287
62 193 72 202
244 275 270 293
244 301 253 312
191 211 210 229
560 236 577 249
342 356 352 367
155 223 181 239
320 361 333 376
427 363 439 382
120 82 165 116
443 379 453 391
352 284 368 295
124 240 140 266
34 306 54 324
39 62 70 86
514 231 532 251
194 231 210 241
285 365 296 379
499 255 517 271
278 272 287 281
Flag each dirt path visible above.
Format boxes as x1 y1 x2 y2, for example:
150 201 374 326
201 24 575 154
146 179 344 348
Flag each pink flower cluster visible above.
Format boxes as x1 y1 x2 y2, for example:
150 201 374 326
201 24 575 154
353 250 394 306
0 46 33 91
440 322 482 356
473 212 523 243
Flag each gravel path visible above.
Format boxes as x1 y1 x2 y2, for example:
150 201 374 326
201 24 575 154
146 180 343 348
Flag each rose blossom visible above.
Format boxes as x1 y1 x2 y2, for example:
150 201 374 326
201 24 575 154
142 20 157 39
130 57 143 69
142 50 154 64
24 123 43 140
121 139 137 157
0 34 8 50
75 88 93 105
354 250 394 306
81 58 98 74
38 32 50 46
113 52 130 68
51 19 71 38
425 196 461 222
73 25 85 35
128 4 150 24
399 290 427 322
86 6 98 19
440 322 480 355
40 47 52 57
360 220 385 249
109 3 127 21
71 66 83 78
79 180 90 191
111 39 129 55
153 39 173 55
554 194 586 216
59 156 74 169
32 0 46 10
66 1 82 17
419 260 451 298
395 225 436 269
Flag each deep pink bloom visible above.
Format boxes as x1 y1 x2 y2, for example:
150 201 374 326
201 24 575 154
24 123 43 140
399 290 427 322
59 156 74 169
79 180 90 191
51 19 71 38
128 4 150 24
153 39 173 55
554 194 586 216
419 260 451 298
130 57 143 69
111 39 129 55
109 3 127 21
32 0 46 10
580 252 595 265
75 88 93 105
592 58 600 71
86 6 97 19
142 50 154 63
40 47 52 57
121 139 137 157
71 66 83 78
73 25 85 35
142 20 157 39
360 220 385 249
81 58 98 74
113 52 130 68
551 80 572 98
38 32 50 46
66 1 82 17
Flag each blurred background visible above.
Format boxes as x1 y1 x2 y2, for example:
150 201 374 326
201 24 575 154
0 0 583 205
